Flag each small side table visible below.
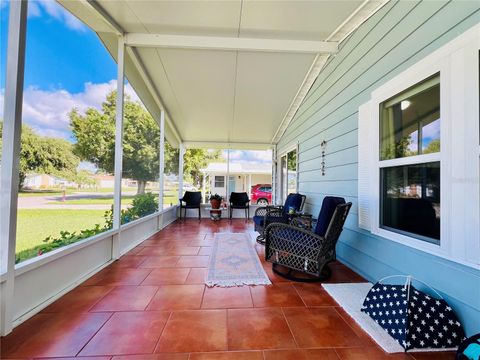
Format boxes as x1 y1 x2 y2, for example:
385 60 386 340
205 207 227 221
290 213 314 230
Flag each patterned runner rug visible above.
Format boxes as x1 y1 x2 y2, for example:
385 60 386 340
206 233 271 287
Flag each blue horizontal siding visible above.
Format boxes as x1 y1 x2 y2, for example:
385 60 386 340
278 0 480 335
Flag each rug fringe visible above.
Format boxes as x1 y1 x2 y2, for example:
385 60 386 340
205 279 271 287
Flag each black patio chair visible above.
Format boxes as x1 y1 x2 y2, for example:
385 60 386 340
179 191 202 220
229 192 250 219
265 196 352 282
253 192 306 245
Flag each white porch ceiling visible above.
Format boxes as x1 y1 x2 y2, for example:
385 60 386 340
60 0 387 147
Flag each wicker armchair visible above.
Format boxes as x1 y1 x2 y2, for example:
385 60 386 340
265 196 352 282
253 193 306 245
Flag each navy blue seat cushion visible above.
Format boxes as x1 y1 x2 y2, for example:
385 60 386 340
253 215 288 227
314 196 346 236
282 193 304 216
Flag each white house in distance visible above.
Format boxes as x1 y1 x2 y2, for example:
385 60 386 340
201 162 271 200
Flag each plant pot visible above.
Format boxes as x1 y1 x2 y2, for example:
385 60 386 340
210 199 221 209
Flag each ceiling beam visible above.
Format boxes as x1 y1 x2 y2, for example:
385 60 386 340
125 33 338 54
182 141 273 150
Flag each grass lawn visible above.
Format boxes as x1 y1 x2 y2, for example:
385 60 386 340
16 209 107 253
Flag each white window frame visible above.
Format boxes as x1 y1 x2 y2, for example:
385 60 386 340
277 143 299 203
358 24 480 269
214 175 225 188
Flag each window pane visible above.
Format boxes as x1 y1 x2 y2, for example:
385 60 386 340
287 150 297 195
14 3 117 263
381 162 440 243
163 141 179 209
121 86 160 224
280 155 287 202
214 176 225 188
380 75 440 160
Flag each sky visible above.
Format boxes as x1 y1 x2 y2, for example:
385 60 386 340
0 0 271 165
0 0 140 140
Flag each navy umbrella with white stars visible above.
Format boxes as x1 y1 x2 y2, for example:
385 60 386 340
361 276 465 351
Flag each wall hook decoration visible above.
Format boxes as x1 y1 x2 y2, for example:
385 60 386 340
321 140 327 176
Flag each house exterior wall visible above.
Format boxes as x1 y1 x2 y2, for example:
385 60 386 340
208 173 271 198
277 1 480 335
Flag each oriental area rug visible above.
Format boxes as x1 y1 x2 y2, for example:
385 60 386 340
206 232 271 287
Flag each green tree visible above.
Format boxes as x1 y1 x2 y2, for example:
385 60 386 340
70 91 221 194
70 91 160 194
423 139 440 154
183 148 222 188
0 121 80 188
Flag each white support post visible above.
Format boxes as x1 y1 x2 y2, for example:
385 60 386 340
0 0 28 336
178 143 185 210
202 173 207 204
271 145 277 205
112 37 125 259
226 149 230 201
247 174 252 199
158 110 165 211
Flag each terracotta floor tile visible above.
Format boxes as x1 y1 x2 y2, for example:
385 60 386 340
139 247 200 256
294 283 338 306
198 247 213 255
250 283 304 308
139 256 181 268
90 286 158 311
112 354 188 360
147 285 205 310
3 312 112 358
176 255 210 268
227 308 296 350
110 255 147 268
42 286 113 313
141 268 190 285
35 357 112 360
189 351 263 360
79 311 170 356
334 307 376 347
335 346 414 359
262 263 289 283
3 220 455 360
283 307 364 348
410 352 456 360
142 239 191 247
185 268 207 284
325 266 366 283
155 310 227 353
263 349 340 360
126 246 145 255
1 313 52 357
82 267 152 286
202 286 253 309
187 238 214 246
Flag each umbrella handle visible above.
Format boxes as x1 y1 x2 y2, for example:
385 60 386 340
377 275 444 300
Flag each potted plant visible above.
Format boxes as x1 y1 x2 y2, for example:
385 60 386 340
209 193 223 209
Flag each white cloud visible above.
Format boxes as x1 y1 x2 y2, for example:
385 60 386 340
226 150 272 164
28 0 87 32
0 81 142 140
